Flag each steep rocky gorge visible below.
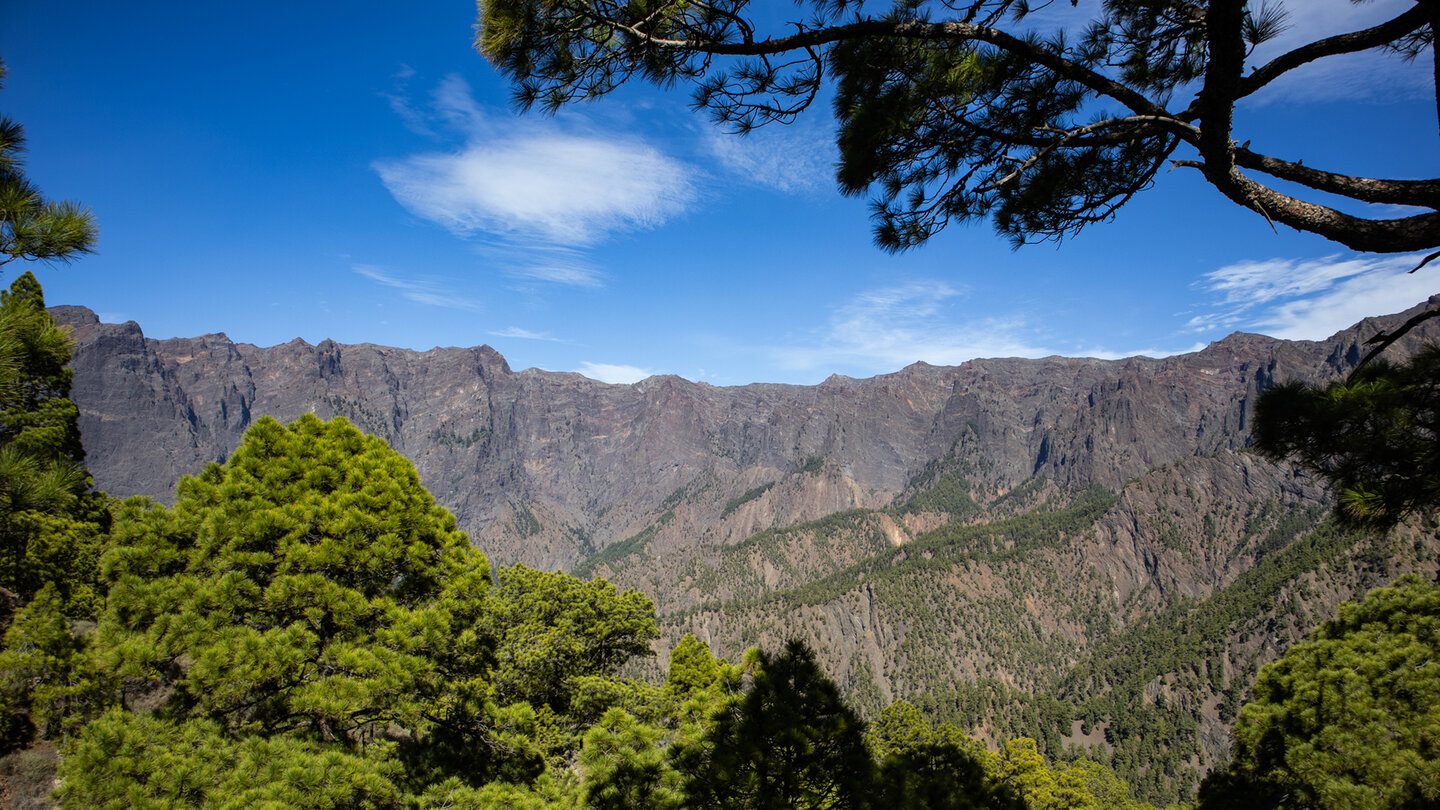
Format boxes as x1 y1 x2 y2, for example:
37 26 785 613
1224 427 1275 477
53 299 1440 800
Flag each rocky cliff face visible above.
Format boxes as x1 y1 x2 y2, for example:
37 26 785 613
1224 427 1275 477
54 300 1416 574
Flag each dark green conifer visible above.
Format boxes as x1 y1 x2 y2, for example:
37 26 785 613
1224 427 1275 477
0 273 105 615
679 640 874 810
1255 348 1440 529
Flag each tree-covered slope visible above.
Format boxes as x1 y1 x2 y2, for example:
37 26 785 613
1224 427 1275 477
651 453 1440 804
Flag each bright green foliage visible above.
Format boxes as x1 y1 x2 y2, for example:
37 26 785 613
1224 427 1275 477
580 707 683 810
0 583 110 742
0 273 85 462
870 701 1022 810
867 700 936 762
997 738 1153 810
679 639 874 810
1200 576 1440 810
0 272 106 616
663 635 744 714
665 634 734 697
660 634 744 790
0 61 97 268
60 414 679 805
56 709 406 809
0 273 107 753
1255 348 1440 529
89 415 494 759
489 563 658 720
999 738 1074 809
997 738 1082 810
1054 760 1151 810
416 772 582 809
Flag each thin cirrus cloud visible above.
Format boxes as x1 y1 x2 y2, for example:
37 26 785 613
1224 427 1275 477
471 242 607 289
771 281 1058 374
575 362 657 385
507 257 606 288
702 120 836 194
381 64 435 138
353 265 482 311
490 327 563 342
1189 253 1435 340
771 280 1205 376
373 76 697 254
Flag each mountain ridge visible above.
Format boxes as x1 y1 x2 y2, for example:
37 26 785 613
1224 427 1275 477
53 300 1432 571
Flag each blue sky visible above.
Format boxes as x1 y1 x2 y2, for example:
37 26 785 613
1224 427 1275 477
2 1 1435 385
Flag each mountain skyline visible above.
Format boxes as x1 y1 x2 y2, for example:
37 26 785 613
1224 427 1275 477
55 293 1437 568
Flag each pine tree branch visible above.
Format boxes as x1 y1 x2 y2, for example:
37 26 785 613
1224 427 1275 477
1236 5 1430 101
1350 305 1440 380
1233 148 1440 208
607 17 1174 119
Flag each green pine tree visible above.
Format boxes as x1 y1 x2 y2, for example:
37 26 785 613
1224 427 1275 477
489 563 659 721
869 701 1021 810
678 640 874 810
57 709 407 810
0 272 106 615
581 707 684 810
0 583 111 742
1 59 97 269
1199 576 1440 810
63 415 500 803
1255 348 1440 529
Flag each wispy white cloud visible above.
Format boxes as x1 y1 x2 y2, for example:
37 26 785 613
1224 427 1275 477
374 75 697 254
508 261 605 288
381 65 436 138
1191 252 1434 340
432 73 485 132
491 327 563 342
472 243 607 289
770 280 1207 375
703 120 836 194
576 362 657 384
354 265 482 311
771 281 1052 372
